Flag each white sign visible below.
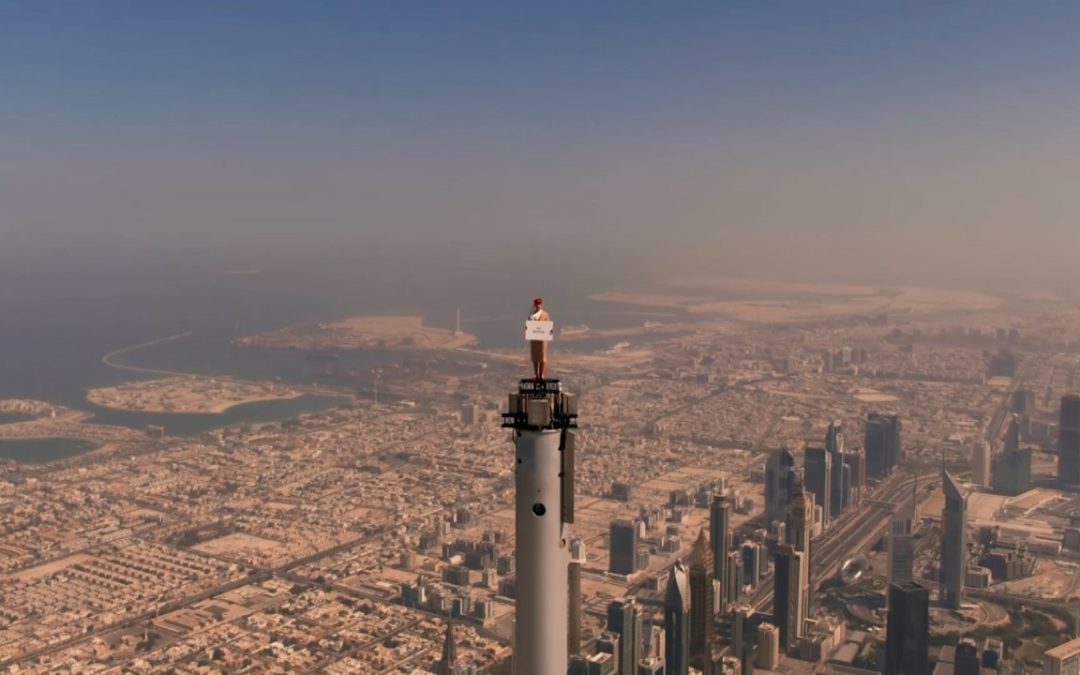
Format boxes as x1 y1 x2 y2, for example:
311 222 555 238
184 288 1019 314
525 320 554 342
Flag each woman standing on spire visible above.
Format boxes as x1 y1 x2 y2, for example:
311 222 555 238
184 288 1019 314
528 297 550 380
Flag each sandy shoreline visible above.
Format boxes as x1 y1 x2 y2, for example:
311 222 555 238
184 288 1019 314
87 376 304 414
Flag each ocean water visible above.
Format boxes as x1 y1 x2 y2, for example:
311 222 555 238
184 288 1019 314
0 438 100 465
0 248 678 459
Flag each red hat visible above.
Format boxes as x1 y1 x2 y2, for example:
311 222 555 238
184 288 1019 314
533 297 543 306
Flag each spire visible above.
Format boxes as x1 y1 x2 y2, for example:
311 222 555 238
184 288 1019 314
438 620 458 675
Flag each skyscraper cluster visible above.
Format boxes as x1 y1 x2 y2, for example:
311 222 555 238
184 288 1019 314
796 423 861 541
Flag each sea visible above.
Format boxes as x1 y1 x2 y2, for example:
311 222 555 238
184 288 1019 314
0 247 681 463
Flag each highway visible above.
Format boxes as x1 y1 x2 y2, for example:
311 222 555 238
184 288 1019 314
748 470 939 613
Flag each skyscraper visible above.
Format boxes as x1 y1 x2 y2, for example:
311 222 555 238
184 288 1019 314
786 476 813 617
709 495 731 609
786 477 812 555
955 639 981 675
884 582 930 675
755 623 781 671
1059 394 1080 485
826 420 846 517
688 531 714 666
607 599 639 675
765 447 797 528
569 558 582 655
725 550 742 608
865 413 902 479
971 440 991 488
888 472 917 589
732 605 758 675
741 541 760 586
844 448 865 505
888 515 915 588
664 561 691 675
609 520 639 575
941 471 968 610
992 446 1032 495
803 446 832 528
773 543 807 652
825 419 844 455
438 621 459 675
1004 414 1020 454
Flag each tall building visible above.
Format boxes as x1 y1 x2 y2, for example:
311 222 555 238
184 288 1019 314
569 559 582 655
955 639 981 675
725 550 743 608
773 543 807 652
941 471 968 610
865 413 902 479
884 582 930 675
437 621 459 675
606 599 639 675
825 419 844 455
786 476 812 555
755 623 781 671
732 606 757 675
888 475 917 588
643 617 665 662
992 447 1032 495
786 478 813 615
664 561 691 675
826 420 847 517
971 440 991 488
709 495 731 609
504 378 577 675
596 632 621 673
803 446 832 528
765 447 797 528
888 524 915 589
688 531 715 666
1045 636 1080 675
1060 394 1080 485
1004 414 1020 454
741 541 761 586
609 520 639 575
844 448 865 504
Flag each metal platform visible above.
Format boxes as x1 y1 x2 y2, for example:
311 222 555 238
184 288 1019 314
501 378 577 431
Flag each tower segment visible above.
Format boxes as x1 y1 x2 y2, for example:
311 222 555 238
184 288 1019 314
503 378 578 675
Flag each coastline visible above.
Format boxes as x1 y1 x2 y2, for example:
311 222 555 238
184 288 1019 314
86 388 306 415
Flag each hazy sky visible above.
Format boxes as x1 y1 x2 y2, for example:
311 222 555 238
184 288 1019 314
2 2 1079 289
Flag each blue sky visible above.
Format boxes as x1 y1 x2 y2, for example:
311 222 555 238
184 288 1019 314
2 2 1079 285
